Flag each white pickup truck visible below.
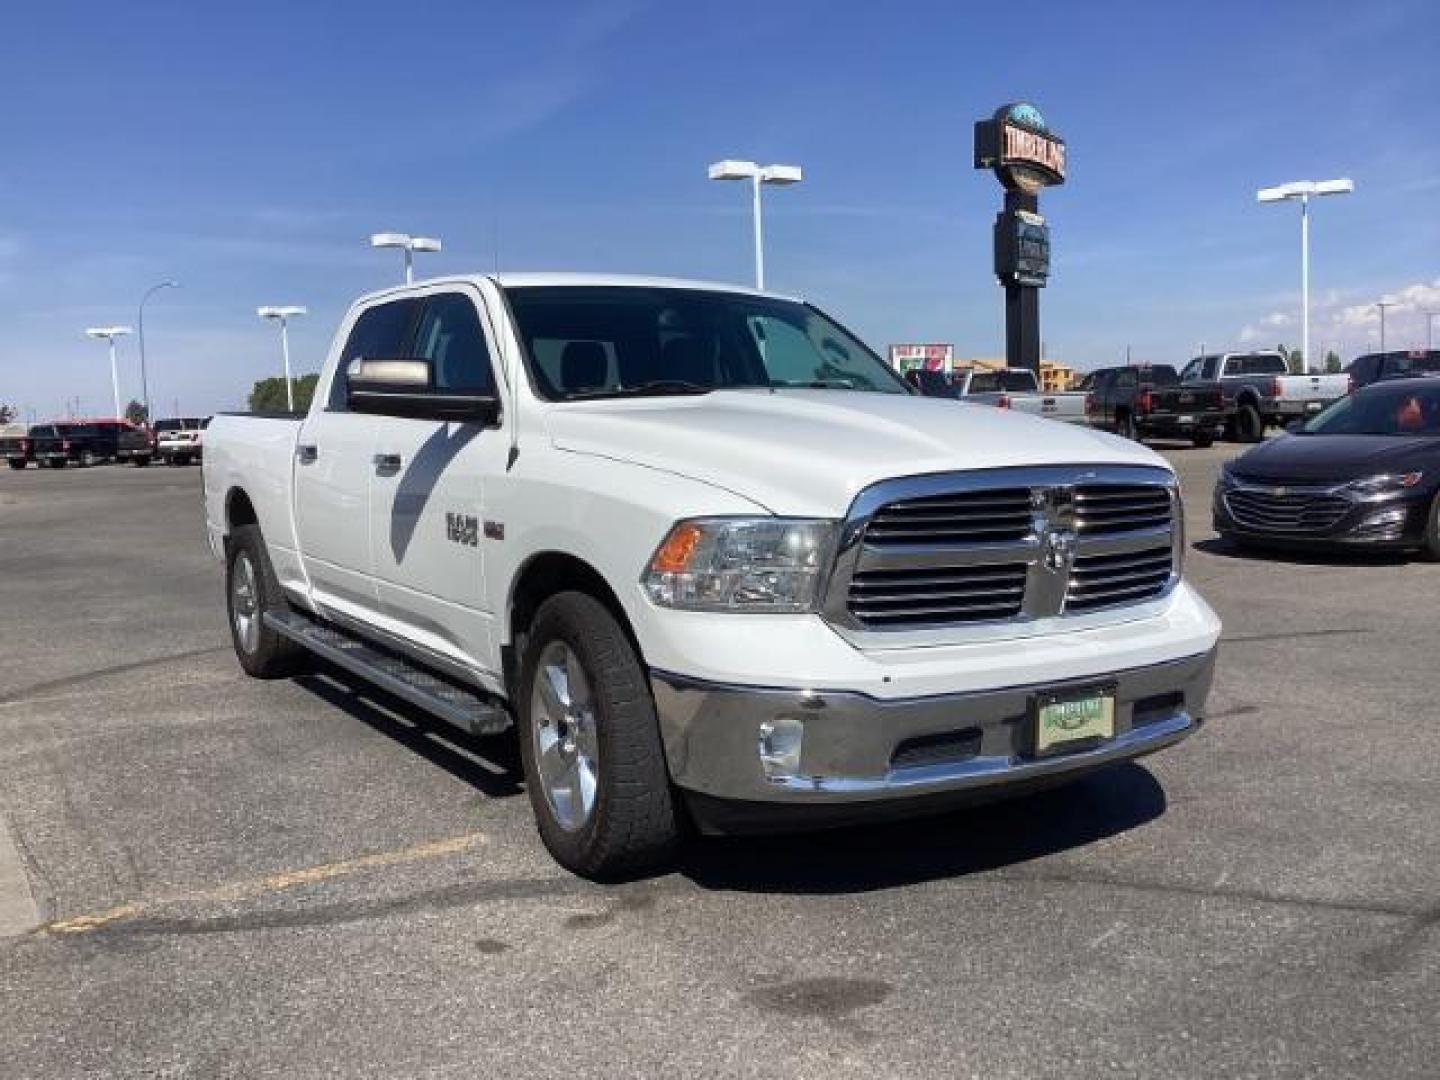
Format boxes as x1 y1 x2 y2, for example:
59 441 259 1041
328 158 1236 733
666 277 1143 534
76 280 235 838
1181 352 1349 442
953 367 1089 424
203 274 1220 878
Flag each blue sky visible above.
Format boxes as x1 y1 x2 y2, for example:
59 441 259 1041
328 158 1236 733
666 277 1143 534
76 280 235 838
1 0 1437 418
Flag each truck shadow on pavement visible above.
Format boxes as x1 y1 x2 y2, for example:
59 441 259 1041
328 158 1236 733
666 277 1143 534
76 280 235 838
680 763 1166 894
295 665 523 799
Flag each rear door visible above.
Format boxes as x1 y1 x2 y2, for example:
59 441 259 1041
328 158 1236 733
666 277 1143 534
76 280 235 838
293 297 422 623
365 286 508 680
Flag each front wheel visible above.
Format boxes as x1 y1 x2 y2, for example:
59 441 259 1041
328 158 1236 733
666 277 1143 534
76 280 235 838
79 450 97 467
6 459 24 470
1420 496 1440 562
517 592 681 880
133 455 151 467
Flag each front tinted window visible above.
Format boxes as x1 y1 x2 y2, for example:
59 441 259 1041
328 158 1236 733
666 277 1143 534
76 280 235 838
1304 384 1440 436
1180 359 1203 382
1143 366 1179 386
506 287 907 400
412 293 495 394
967 370 1037 393
331 299 422 408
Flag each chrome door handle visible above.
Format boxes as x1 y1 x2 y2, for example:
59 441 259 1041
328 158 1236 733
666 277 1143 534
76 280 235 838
296 444 318 464
373 453 402 471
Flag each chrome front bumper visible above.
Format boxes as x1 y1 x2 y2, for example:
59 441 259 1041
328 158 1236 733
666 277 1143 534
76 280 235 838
650 648 1215 810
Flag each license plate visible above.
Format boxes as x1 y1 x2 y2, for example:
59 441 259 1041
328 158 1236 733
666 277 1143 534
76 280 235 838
1178 415 1194 424
1034 688 1116 755
1306 401 1322 411
1179 393 1194 404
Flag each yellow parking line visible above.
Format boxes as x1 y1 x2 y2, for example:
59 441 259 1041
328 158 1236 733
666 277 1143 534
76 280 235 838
43 832 486 936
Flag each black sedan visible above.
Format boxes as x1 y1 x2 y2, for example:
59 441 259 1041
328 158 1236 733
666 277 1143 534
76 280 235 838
1213 377 1440 557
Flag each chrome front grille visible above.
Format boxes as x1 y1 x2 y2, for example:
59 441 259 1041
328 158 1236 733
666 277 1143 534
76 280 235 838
1223 486 1349 533
1065 545 1174 613
1074 484 1172 533
847 563 1029 628
863 489 1033 546
827 466 1179 635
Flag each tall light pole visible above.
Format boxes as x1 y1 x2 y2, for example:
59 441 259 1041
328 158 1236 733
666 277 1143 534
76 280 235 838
84 326 134 419
137 280 180 424
1375 297 1398 355
1256 178 1354 373
707 160 803 290
257 306 307 411
369 232 442 283
1424 310 1438 352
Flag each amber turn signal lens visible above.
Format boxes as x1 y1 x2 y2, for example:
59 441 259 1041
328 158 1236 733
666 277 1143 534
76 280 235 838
651 522 704 573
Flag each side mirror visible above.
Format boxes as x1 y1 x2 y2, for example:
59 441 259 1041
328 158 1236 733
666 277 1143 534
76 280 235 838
347 358 501 424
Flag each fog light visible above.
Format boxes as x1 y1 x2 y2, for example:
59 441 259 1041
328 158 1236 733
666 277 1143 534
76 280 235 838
1353 506 1408 539
757 716 804 779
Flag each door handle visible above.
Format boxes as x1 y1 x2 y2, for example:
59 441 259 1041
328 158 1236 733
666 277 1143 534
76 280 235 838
296 444 318 464
373 452 402 471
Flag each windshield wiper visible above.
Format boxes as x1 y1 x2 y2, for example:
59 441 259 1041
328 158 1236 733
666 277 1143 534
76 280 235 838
565 380 712 401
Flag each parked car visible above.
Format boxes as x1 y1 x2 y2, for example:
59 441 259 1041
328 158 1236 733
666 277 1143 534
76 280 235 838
953 367 1089 424
204 273 1220 879
1181 352 1348 442
1214 376 1440 556
154 416 209 465
1344 349 1440 390
27 419 149 467
0 423 33 469
1085 364 1226 446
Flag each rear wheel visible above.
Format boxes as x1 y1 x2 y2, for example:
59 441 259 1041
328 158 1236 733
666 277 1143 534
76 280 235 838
7 459 24 470
1236 403 1264 443
226 524 305 678
1192 431 1215 448
1116 412 1138 440
79 450 97 467
517 591 681 880
132 455 151 467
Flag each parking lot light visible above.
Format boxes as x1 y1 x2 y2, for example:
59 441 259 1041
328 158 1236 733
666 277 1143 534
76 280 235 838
83 326 134 420
138 281 180 425
257 306 308 412
369 232 442 284
1256 178 1354 374
1375 297 1398 355
707 160 804 290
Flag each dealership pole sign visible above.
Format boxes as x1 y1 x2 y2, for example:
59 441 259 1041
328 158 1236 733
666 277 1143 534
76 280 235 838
974 102 1066 373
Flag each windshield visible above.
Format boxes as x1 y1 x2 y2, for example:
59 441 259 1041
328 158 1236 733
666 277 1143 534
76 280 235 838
505 286 910 400
1304 382 1440 436
967 370 1037 393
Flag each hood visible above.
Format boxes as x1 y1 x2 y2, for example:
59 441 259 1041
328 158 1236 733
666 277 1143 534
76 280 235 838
546 388 1165 516
1229 433 1440 483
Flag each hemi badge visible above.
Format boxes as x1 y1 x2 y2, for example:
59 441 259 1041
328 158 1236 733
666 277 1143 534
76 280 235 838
484 520 505 541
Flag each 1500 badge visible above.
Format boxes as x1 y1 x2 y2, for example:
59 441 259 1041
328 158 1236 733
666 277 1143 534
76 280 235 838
446 512 479 547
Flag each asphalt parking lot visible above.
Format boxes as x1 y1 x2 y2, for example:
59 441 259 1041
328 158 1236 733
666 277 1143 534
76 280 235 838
0 448 1436 1079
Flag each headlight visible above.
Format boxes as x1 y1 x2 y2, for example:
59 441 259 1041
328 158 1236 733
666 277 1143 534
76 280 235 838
641 517 838 612
1344 472 1423 497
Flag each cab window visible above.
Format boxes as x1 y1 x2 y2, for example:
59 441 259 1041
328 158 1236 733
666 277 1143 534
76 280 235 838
329 299 423 409
412 293 497 395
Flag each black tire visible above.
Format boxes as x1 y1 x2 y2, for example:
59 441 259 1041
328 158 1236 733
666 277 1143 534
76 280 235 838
49 459 65 469
1236 403 1264 443
225 524 305 679
1192 431 1215 448
133 455 151 468
1116 412 1138 440
6 459 24 470
1420 496 1440 562
79 450 97 467
517 591 681 880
